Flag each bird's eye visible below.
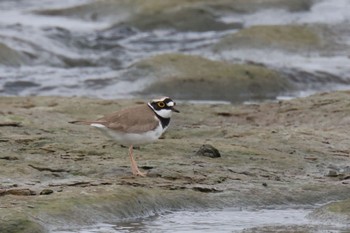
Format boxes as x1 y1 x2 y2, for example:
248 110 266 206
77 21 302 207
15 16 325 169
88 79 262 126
157 101 165 108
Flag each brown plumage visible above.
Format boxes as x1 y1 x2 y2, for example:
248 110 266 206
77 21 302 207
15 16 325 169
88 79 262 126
70 104 159 134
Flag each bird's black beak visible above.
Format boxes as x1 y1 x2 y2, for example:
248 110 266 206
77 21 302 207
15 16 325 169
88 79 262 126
171 107 180 113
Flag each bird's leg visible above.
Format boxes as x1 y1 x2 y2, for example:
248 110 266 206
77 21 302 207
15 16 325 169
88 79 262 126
128 145 146 177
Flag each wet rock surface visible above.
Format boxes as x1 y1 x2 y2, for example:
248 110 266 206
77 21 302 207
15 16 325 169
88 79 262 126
309 198 350 225
0 43 31 66
35 0 316 23
214 25 331 54
213 24 350 58
1 91 350 231
0 210 47 233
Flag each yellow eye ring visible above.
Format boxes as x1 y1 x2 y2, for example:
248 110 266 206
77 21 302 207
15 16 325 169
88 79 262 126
157 101 165 108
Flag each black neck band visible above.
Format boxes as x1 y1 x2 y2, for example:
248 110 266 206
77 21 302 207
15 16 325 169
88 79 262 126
156 114 170 129
148 104 170 129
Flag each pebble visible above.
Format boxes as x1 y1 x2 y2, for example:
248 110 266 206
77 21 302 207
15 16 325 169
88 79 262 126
327 170 338 177
40 189 54 195
195 144 221 158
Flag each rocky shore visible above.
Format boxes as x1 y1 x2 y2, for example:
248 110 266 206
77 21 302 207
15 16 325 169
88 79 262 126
1 91 350 232
1 0 350 231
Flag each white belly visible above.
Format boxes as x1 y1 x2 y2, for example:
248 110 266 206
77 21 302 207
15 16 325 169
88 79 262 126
90 123 163 146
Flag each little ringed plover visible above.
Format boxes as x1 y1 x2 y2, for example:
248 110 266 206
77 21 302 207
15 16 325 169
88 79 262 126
70 97 179 177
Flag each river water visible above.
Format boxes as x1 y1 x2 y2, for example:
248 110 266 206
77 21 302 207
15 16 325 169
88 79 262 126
0 0 350 99
53 207 348 233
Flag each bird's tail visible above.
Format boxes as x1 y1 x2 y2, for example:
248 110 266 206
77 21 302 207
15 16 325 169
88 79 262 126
68 120 92 125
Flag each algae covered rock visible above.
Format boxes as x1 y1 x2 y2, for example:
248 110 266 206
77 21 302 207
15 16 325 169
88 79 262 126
213 25 337 54
36 0 241 32
309 199 350 225
32 0 134 22
0 43 30 66
0 209 47 233
0 185 211 231
33 0 314 31
131 53 292 102
218 0 314 13
126 7 241 32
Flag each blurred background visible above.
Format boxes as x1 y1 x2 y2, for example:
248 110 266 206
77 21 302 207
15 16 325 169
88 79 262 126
0 0 349 103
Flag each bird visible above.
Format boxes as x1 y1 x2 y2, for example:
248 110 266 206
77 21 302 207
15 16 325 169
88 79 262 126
69 97 179 177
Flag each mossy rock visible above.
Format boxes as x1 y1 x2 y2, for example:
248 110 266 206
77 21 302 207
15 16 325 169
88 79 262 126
36 0 241 32
127 7 241 32
326 199 350 214
34 0 314 30
0 186 211 230
228 0 313 12
0 43 30 66
309 199 350 225
213 25 334 54
131 53 292 102
0 210 46 233
32 0 135 21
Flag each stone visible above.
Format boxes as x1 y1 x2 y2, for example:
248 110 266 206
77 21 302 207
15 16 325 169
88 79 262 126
195 144 221 158
327 170 338 177
1 189 37 196
40 189 54 195
132 53 292 102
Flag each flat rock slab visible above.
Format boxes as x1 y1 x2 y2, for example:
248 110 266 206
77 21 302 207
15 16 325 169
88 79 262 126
1 91 350 231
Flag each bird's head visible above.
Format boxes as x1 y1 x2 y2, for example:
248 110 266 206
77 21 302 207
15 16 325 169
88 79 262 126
148 97 179 118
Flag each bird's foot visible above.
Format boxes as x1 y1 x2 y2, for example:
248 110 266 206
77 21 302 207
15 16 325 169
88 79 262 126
133 170 146 177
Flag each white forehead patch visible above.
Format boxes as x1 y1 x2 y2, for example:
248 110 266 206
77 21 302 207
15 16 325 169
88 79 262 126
152 96 169 102
167 101 174 107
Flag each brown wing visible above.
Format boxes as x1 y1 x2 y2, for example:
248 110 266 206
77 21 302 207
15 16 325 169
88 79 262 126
94 104 159 133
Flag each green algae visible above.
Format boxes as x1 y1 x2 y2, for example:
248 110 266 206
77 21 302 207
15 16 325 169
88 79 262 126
0 43 30 66
326 199 350 214
133 53 292 102
34 0 314 23
213 25 333 54
0 210 47 233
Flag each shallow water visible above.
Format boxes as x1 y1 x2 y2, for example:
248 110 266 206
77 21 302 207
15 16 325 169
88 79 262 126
53 208 348 233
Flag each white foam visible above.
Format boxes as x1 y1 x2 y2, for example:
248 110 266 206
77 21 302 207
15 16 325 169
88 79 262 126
0 0 109 31
302 0 350 24
221 0 350 26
